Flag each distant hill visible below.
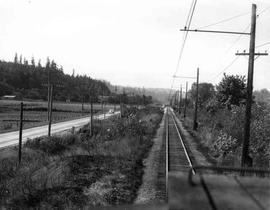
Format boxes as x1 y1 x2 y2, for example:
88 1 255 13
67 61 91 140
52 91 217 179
104 81 170 104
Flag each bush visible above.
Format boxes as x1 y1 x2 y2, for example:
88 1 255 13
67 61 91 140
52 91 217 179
25 134 79 155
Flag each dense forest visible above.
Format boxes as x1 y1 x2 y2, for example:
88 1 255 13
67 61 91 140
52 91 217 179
0 54 152 104
0 55 110 102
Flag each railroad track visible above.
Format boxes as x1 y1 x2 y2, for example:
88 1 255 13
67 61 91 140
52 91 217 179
165 107 195 196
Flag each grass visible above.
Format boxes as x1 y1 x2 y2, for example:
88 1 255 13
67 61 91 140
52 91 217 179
0 99 118 133
0 106 163 209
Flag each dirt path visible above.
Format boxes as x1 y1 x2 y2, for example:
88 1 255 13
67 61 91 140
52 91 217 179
134 111 166 204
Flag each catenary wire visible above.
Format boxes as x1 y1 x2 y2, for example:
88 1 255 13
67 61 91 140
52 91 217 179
256 41 270 48
197 12 250 30
209 56 240 82
169 0 198 100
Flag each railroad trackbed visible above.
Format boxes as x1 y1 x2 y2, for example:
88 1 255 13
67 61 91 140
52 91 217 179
164 107 195 197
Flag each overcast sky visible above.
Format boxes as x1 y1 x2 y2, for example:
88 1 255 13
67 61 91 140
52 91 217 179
0 0 269 90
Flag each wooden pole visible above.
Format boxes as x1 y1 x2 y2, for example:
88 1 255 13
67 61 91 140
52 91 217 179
48 85 53 138
241 4 257 168
179 85 182 114
114 86 117 112
81 96 84 116
18 102 23 164
184 81 188 118
178 88 180 113
90 94 93 137
47 66 50 121
193 68 199 131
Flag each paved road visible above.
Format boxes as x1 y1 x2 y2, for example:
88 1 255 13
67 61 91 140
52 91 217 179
0 111 120 148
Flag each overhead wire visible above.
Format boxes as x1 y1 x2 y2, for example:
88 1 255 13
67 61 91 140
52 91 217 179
169 0 198 100
204 6 270 84
202 8 261 83
197 12 250 30
209 56 240 82
256 41 270 48
257 6 270 16
169 4 269 100
224 24 250 54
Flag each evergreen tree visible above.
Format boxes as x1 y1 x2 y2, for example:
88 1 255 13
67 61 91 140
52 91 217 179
45 57 50 69
23 58 28 65
31 57 35 66
14 53 18 64
38 59 42 68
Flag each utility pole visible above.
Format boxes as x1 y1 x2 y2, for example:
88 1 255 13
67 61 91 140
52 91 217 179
47 64 51 121
184 82 188 118
48 85 53 138
234 4 267 167
81 96 84 116
18 102 23 164
174 91 177 110
179 85 182 114
181 4 267 167
120 89 122 118
89 88 93 137
120 89 125 118
114 86 117 112
193 68 199 131
241 4 256 168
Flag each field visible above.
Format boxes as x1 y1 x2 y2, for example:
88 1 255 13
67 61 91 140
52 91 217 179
0 106 163 209
0 100 118 133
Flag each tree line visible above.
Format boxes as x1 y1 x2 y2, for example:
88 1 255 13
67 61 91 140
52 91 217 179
0 54 152 105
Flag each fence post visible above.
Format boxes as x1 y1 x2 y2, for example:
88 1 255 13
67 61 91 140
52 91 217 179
48 84 53 138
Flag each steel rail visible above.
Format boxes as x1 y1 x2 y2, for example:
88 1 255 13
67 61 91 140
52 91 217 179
165 107 169 199
170 108 195 175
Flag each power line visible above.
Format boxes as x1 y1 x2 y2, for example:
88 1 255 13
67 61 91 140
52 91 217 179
185 0 196 27
169 0 198 100
173 0 198 77
209 56 240 82
257 6 270 16
197 12 250 30
256 41 270 48
224 24 250 53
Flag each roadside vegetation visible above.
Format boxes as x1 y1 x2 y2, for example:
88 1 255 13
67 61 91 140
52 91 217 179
0 106 163 209
178 73 270 168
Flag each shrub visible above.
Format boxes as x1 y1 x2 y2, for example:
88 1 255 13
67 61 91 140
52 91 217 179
25 134 79 155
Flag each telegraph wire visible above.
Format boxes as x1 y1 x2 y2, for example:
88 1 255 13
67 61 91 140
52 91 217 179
257 6 270 16
256 41 270 48
197 12 250 30
185 0 196 27
173 0 197 77
224 24 250 54
169 3 269 101
209 56 240 82
169 0 198 100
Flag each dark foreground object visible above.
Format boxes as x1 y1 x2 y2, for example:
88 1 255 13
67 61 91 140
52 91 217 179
89 203 167 210
169 172 270 210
